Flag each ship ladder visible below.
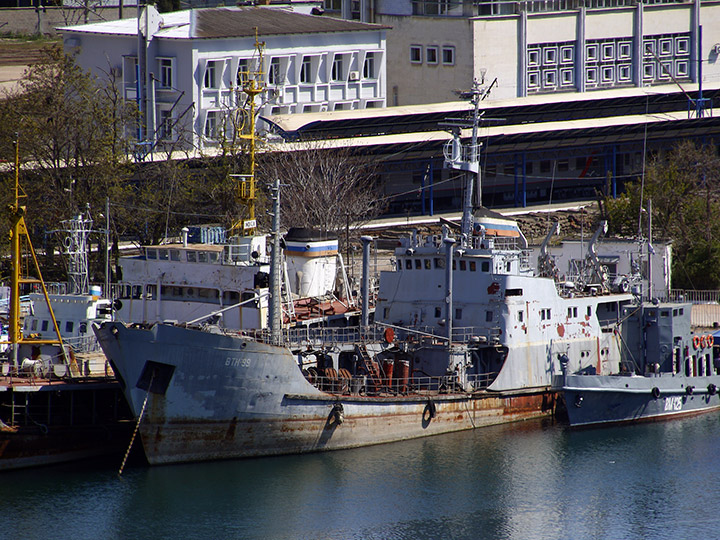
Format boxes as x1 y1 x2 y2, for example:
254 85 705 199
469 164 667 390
356 343 382 394
118 372 154 476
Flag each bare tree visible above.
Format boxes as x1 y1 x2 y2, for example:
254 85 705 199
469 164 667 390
258 141 385 234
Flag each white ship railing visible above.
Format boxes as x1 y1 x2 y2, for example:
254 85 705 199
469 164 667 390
62 335 104 354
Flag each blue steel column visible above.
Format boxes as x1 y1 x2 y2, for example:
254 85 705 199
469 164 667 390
612 145 617 198
429 163 434 216
522 153 527 208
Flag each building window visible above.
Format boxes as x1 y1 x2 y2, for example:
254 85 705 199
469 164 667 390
442 46 455 65
586 66 598 84
204 60 219 89
542 69 557 88
543 47 557 65
586 44 598 62
300 56 312 83
363 52 377 79
618 64 631 82
601 65 614 84
204 110 219 140
676 37 689 55
601 43 615 62
159 109 173 141
527 71 540 88
331 55 344 81
676 60 688 77
560 68 573 86
643 62 655 80
560 45 573 64
268 57 282 85
410 45 422 64
158 57 173 89
659 38 673 56
237 58 250 85
426 46 438 64
527 49 540 67
618 41 632 60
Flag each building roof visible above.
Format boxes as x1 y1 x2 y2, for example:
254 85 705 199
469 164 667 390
57 6 389 39
194 7 389 38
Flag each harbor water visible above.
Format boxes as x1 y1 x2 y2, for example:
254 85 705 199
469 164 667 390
3 413 720 540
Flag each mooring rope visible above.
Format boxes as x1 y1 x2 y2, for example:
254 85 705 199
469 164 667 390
118 372 154 476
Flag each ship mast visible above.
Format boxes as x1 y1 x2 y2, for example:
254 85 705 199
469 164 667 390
268 178 283 345
443 78 495 247
6 137 76 373
230 31 265 238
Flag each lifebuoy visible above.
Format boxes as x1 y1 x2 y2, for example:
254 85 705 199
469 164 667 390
700 335 708 349
651 387 661 399
693 335 701 349
707 334 715 348
384 327 395 344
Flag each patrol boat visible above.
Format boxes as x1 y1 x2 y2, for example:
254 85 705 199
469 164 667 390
560 202 720 427
561 302 720 427
93 81 648 465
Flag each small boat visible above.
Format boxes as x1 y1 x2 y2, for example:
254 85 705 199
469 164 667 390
560 199 720 427
561 301 720 426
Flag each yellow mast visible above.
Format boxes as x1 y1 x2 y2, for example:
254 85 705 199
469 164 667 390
5 137 78 374
231 31 265 237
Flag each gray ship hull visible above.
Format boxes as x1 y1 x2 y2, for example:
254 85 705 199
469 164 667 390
563 373 720 427
96 322 557 465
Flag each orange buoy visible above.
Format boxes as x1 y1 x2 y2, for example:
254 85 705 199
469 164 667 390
693 334 701 349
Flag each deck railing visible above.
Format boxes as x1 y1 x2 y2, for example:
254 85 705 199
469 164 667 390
305 371 499 396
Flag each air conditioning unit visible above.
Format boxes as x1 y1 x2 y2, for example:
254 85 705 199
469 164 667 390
349 71 360 81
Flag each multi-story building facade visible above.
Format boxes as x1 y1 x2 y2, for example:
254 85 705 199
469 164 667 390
330 0 720 105
59 6 388 152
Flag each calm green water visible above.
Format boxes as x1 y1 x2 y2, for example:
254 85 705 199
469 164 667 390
2 414 720 540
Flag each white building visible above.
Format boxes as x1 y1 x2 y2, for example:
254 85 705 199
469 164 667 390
59 6 388 152
345 0 720 105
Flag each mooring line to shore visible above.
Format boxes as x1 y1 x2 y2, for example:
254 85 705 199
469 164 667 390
118 372 154 476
